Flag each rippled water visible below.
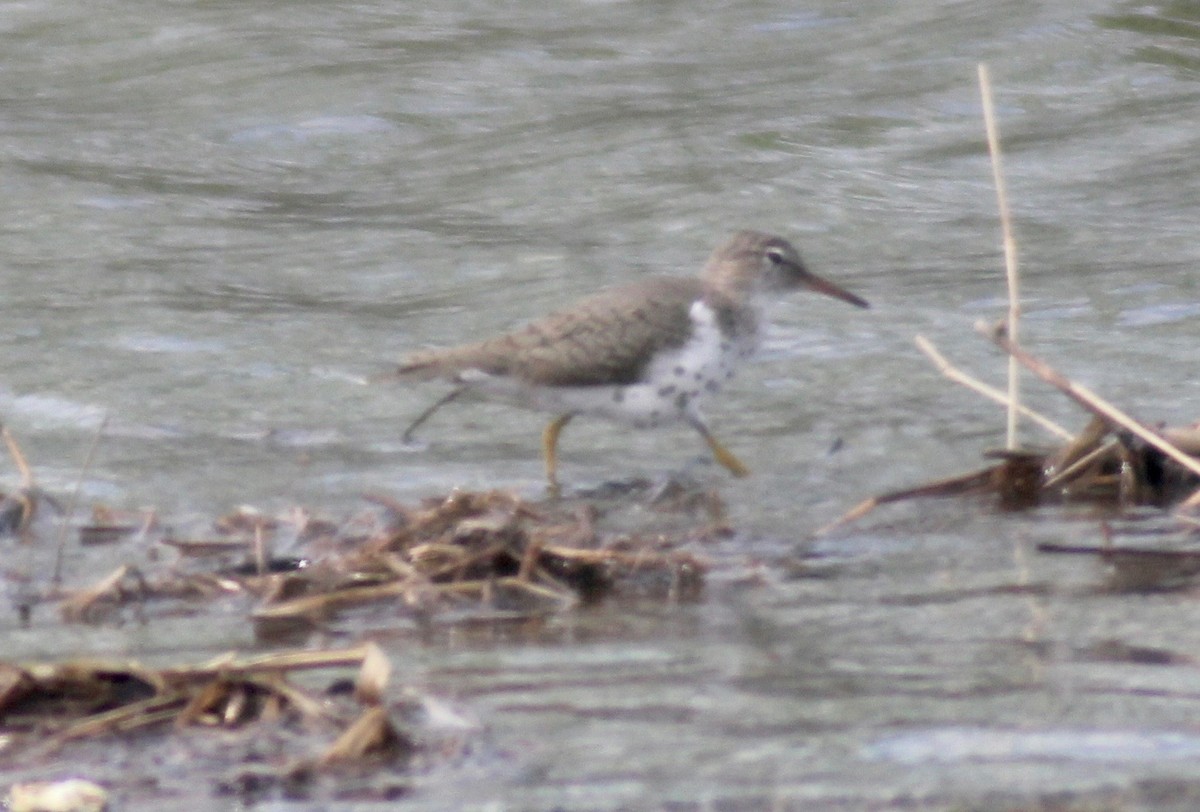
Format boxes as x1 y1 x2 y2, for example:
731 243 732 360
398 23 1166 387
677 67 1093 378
2 0 1200 808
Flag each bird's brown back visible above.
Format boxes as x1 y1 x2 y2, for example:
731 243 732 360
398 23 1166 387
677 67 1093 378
398 276 704 387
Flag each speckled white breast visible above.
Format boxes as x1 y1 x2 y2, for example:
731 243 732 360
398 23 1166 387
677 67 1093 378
519 299 759 427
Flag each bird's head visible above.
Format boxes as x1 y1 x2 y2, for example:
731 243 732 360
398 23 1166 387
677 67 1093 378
703 230 869 309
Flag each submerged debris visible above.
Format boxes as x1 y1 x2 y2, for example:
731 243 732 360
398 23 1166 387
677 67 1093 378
0 645 413 774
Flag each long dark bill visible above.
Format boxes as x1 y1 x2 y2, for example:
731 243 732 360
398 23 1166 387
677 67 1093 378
801 270 870 309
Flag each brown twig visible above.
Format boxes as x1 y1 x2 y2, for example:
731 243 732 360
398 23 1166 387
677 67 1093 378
816 467 997 535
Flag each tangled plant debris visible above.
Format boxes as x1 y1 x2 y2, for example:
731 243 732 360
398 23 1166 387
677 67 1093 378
0 645 424 799
0 422 719 802
823 325 1200 533
49 487 712 633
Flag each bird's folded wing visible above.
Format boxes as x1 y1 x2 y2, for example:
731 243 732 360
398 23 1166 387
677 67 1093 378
398 277 702 387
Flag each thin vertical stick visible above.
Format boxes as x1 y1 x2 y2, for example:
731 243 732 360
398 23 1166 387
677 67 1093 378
978 63 1022 450
53 414 109 585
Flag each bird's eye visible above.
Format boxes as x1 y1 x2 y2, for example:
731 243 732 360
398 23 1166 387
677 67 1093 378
765 248 786 265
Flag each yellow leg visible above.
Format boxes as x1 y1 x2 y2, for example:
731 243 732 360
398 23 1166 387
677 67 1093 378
693 421 750 478
541 414 574 493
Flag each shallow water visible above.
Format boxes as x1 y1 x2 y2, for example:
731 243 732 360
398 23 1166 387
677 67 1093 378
2 0 1200 808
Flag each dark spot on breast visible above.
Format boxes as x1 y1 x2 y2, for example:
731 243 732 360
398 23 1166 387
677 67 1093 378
674 365 686 376
693 372 703 381
657 385 676 397
705 380 720 393
612 389 625 403
675 392 690 410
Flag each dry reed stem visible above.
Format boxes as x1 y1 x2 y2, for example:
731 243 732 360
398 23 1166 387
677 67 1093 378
319 705 407 765
48 694 189 747
1178 485 1200 511
256 674 331 719
252 583 413 622
1041 441 1114 489
496 575 576 605
978 63 1023 450
976 320 1200 481
355 642 391 706
1 426 39 544
253 520 267 577
59 564 137 622
914 335 1072 441
19 646 381 757
815 497 878 535
2 425 34 488
189 645 372 675
54 414 109 585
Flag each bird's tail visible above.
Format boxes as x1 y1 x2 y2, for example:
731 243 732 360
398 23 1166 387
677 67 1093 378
393 350 449 380
394 344 492 380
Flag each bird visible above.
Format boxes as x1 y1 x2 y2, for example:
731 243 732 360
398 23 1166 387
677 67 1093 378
395 230 868 492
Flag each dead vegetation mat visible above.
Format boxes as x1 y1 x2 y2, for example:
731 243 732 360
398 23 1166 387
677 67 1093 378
0 478 719 800
0 644 443 803
55 486 714 631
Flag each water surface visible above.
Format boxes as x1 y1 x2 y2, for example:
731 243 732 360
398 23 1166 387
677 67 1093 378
2 0 1200 808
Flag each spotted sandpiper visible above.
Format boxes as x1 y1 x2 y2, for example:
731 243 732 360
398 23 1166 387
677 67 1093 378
396 230 868 491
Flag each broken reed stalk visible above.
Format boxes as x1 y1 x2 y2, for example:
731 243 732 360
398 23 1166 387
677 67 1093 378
2 424 34 488
253 520 267 578
976 320 1200 481
12 644 390 761
815 466 997 536
1182 485 1200 511
914 335 1073 442
978 63 1022 451
1041 440 1113 489
53 414 109 586
2 424 39 540
189 644 375 676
